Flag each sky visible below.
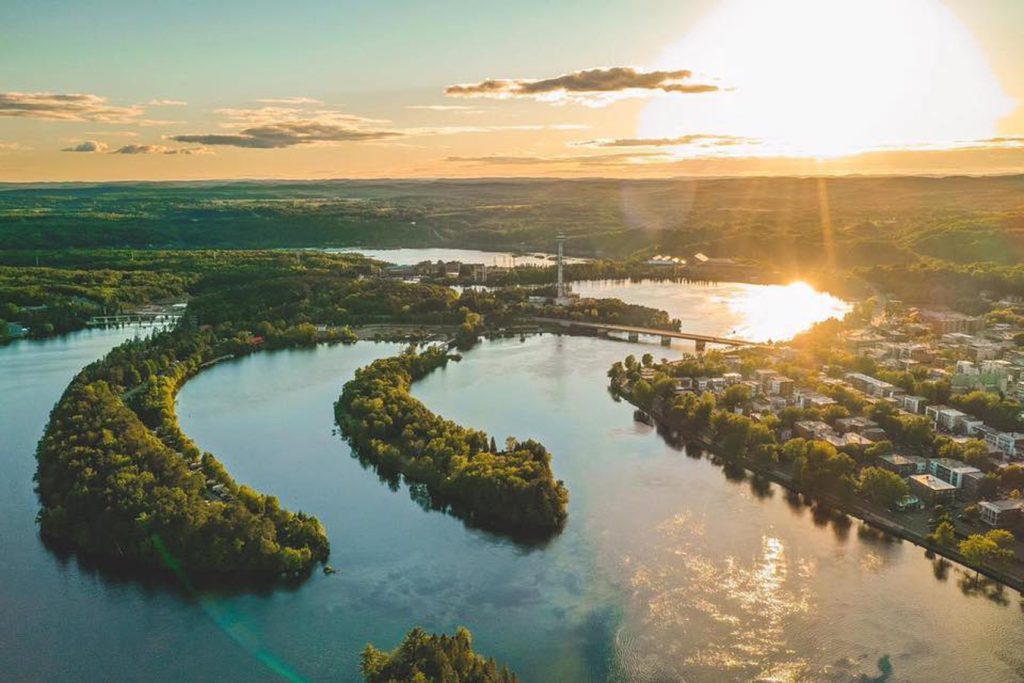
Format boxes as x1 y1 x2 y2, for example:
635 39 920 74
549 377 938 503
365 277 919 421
2 0 1023 181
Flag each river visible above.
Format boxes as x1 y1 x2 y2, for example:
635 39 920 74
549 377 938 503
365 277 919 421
1 282 1022 682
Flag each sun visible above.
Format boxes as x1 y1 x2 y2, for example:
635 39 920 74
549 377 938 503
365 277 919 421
640 0 1014 158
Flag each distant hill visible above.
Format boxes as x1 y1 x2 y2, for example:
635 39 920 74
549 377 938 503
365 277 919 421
2 176 1023 270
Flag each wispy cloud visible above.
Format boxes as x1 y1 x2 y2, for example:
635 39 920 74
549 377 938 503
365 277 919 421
171 121 401 148
212 105 387 128
111 144 203 155
62 140 108 153
574 134 760 148
407 123 588 136
0 92 143 122
147 99 187 107
254 96 323 105
446 67 719 105
406 104 485 114
447 151 666 167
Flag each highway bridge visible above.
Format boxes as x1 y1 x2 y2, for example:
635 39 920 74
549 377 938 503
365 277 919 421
531 317 766 351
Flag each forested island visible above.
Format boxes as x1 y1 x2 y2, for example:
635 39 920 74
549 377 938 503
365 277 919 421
361 627 518 683
336 346 569 534
36 326 331 577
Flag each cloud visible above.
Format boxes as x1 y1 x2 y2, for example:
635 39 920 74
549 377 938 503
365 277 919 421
446 155 570 166
447 151 665 167
0 92 143 122
407 123 588 136
170 121 401 148
406 105 485 113
147 99 187 106
574 134 760 148
255 96 323 105
213 105 387 128
62 140 108 153
445 67 719 104
111 144 202 155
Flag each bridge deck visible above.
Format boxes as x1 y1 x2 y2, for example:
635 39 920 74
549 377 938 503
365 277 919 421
531 317 765 347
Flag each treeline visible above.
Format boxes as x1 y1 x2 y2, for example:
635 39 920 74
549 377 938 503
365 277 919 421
335 346 568 535
610 355 907 507
36 326 330 579
361 627 518 683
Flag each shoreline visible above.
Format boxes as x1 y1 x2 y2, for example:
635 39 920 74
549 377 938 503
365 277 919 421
611 382 1024 594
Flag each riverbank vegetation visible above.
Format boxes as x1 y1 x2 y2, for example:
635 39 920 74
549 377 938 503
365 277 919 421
36 326 331 578
361 627 518 683
335 346 568 535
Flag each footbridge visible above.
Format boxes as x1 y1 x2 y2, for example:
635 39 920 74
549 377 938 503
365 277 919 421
531 317 767 351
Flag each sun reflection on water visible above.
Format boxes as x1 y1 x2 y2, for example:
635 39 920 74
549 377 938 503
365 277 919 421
724 281 851 343
622 513 815 681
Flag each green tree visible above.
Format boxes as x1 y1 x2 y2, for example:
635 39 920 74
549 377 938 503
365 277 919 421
721 384 752 411
361 627 518 683
928 520 956 547
959 530 1015 572
857 466 910 508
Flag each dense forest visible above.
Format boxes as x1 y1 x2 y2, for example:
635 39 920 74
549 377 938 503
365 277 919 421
0 248 679 342
4 176 1023 314
36 326 331 578
335 346 569 535
361 627 518 683
2 177 1022 270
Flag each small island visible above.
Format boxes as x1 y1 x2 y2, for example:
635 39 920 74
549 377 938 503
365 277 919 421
336 346 569 535
361 626 518 683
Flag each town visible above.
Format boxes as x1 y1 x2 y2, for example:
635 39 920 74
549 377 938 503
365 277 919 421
610 298 1024 587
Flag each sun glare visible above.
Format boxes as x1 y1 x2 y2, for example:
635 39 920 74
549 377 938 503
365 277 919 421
641 0 1014 158
727 281 850 342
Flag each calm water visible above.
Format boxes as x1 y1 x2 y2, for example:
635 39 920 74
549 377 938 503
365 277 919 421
573 280 850 344
326 247 587 268
1 286 1022 682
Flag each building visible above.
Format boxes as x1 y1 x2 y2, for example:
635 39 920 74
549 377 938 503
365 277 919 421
984 430 1024 459
794 420 835 440
896 394 929 414
917 309 984 335
769 376 795 397
905 455 930 474
961 470 988 500
925 405 971 433
908 474 957 506
979 499 1024 528
795 390 836 410
845 372 901 398
878 454 918 477
928 458 982 487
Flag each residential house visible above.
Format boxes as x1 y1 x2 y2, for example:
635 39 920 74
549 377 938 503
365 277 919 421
879 454 918 477
979 499 1024 528
794 420 835 441
909 474 957 506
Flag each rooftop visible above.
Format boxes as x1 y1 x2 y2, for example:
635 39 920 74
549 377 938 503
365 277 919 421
909 474 957 491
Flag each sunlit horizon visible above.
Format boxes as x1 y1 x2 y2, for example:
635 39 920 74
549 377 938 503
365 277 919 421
1 0 1022 181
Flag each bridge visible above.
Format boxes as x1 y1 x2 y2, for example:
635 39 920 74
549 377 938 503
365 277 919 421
531 317 766 351
87 312 183 327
